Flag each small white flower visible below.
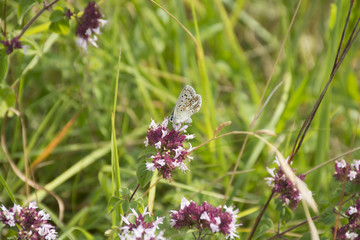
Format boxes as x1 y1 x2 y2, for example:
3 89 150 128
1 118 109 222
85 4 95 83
133 225 144 238
187 155 194 161
88 36 98 48
38 210 50 220
149 119 157 129
200 212 210 221
352 160 360 171
144 137 149 147
180 197 190 209
22 45 30 54
92 27 100 35
179 162 188 172
266 167 276 177
146 162 155 171
174 147 183 159
142 207 151 217
337 159 347 168
349 206 358 215
12 204 22 214
273 157 280 166
76 37 87 51
29 201 38 209
45 228 57 240
210 222 220 233
98 19 108 27
348 171 357 181
179 125 188 132
121 214 131 225
161 118 168 127
187 143 195 152
185 134 195 139
155 141 162 149
161 130 168 138
130 208 139 218
345 231 358 240
157 159 165 166
85 28 92 36
153 216 165 229
264 177 274 187
297 193 302 201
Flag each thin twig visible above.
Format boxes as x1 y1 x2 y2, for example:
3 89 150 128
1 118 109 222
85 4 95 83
129 184 140 203
150 0 200 57
289 1 358 160
304 146 360 175
17 0 59 39
247 192 275 240
267 216 320 240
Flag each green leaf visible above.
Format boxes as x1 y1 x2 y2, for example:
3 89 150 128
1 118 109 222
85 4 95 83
0 85 16 118
49 19 70 35
320 207 336 225
136 160 153 188
107 196 122 214
253 218 273 239
17 0 38 24
0 49 9 82
138 148 156 161
50 10 65 22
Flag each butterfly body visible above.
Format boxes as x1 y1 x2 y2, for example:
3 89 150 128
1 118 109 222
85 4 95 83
169 85 202 124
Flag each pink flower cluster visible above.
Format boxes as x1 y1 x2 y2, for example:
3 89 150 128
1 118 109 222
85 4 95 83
0 201 57 240
170 198 241 239
75 1 107 51
1 37 22 54
145 118 195 179
336 197 360 240
334 159 360 183
265 157 306 210
120 207 165 240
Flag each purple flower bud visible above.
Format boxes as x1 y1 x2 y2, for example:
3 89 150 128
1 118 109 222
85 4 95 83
1 37 22 54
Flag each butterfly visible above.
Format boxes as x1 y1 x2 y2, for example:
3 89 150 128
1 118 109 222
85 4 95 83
169 85 202 124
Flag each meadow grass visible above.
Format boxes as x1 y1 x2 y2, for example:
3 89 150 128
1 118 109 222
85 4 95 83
1 0 360 239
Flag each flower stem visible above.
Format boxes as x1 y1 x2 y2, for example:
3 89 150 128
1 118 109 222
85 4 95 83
247 191 275 240
17 0 59 39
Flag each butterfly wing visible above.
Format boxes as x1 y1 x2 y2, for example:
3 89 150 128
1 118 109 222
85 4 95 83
170 85 202 124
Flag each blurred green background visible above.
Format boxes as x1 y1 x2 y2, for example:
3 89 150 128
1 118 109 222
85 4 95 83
1 0 360 239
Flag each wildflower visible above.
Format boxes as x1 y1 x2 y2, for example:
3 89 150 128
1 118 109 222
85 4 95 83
335 197 360 239
334 159 360 184
75 1 107 51
170 197 241 239
264 156 306 210
1 37 22 54
119 207 165 240
145 117 194 180
0 201 57 239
